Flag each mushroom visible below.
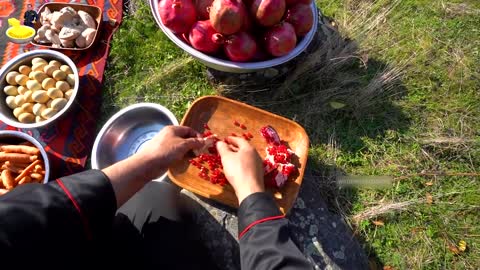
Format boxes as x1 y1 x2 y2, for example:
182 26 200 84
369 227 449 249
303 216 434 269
50 11 74 31
40 7 51 25
34 35 50 44
59 24 81 40
78 10 96 29
36 25 50 39
45 29 61 46
60 38 75 48
59 6 76 16
75 34 86 48
81 28 97 47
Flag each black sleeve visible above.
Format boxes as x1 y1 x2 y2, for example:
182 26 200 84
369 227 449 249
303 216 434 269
238 192 312 269
0 170 116 256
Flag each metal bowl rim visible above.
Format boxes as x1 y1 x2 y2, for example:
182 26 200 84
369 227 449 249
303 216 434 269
91 103 179 181
0 49 80 129
0 130 50 184
149 0 318 73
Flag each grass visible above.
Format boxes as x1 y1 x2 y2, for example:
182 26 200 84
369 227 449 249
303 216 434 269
103 0 480 268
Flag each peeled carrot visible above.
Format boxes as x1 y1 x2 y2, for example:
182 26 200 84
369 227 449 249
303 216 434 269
1 170 15 190
18 176 31 185
30 173 44 182
1 145 40 155
1 164 23 174
15 160 40 182
0 152 37 163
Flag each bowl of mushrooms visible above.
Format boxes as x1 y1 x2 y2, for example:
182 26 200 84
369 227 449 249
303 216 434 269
32 3 102 50
0 50 79 128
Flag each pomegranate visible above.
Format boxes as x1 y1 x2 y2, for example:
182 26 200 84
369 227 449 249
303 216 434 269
250 0 285 27
285 0 311 6
264 22 297 57
189 20 223 53
224 32 257 62
209 0 247 35
285 4 313 37
159 0 197 34
260 125 281 145
195 0 213 20
241 14 254 31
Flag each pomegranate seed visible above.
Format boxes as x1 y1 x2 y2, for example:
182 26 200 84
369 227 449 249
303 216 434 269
203 123 210 130
231 133 237 137
247 132 253 138
234 120 240 126
240 123 247 129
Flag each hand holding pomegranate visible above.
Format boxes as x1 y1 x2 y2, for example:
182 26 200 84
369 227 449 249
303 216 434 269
216 136 265 204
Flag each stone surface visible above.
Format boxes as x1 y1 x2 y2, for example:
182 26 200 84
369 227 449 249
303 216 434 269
180 172 369 269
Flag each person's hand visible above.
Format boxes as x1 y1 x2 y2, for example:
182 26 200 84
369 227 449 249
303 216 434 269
216 136 264 204
135 125 204 178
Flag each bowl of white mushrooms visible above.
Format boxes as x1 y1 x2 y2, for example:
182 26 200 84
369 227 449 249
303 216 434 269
32 3 102 50
0 50 79 128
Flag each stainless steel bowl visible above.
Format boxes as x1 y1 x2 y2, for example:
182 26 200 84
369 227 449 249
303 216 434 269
91 103 178 181
0 50 79 129
149 0 318 73
0 130 50 184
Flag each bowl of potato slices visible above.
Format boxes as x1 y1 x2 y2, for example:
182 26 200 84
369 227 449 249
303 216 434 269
0 130 50 195
0 49 79 128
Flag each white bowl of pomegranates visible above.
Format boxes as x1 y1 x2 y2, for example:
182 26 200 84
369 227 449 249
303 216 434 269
150 0 318 73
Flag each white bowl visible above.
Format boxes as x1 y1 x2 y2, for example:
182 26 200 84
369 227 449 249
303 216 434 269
149 0 319 73
0 50 79 129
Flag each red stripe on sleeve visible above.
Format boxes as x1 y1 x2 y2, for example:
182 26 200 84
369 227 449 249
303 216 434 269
56 179 92 240
239 215 285 239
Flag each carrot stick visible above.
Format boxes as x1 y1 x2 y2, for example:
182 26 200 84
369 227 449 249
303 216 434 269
0 152 37 163
30 173 44 182
1 164 23 174
1 145 40 155
15 160 40 182
18 176 31 185
0 188 8 195
2 170 15 190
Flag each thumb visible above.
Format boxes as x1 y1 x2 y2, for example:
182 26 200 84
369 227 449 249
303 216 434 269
182 137 204 151
216 141 231 156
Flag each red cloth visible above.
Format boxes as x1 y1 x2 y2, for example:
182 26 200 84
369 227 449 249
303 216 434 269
0 0 123 179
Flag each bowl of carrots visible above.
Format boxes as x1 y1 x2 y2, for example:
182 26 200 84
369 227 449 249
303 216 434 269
0 130 50 195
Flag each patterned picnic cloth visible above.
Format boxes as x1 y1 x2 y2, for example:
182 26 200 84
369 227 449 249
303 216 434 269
0 0 123 179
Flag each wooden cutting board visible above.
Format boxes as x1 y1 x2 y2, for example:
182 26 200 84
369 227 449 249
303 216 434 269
168 96 309 213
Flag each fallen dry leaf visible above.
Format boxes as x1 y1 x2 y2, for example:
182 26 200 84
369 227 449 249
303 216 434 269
448 244 460 255
425 181 433 186
372 220 385 226
426 192 433 204
458 240 467 252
